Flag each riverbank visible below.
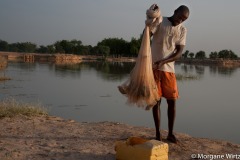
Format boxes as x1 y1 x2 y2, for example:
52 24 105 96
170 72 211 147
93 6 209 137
0 51 136 63
176 59 240 67
0 115 239 160
0 52 82 64
2 51 240 67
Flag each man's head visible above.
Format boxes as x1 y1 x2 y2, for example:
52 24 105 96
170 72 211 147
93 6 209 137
171 5 189 26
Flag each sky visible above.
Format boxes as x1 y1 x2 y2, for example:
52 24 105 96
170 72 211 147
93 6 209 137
0 0 240 56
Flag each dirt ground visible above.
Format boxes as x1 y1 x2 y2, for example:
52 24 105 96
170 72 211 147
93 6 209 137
0 115 239 160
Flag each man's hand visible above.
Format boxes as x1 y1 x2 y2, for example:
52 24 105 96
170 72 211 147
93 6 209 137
153 60 164 70
153 45 185 70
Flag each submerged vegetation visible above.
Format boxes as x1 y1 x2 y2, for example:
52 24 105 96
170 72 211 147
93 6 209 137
0 98 48 118
0 56 7 69
0 56 10 81
0 77 11 81
176 73 199 81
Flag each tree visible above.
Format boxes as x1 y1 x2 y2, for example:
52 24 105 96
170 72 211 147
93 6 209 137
0 40 9 51
182 50 189 59
97 38 130 56
90 46 99 55
47 45 55 53
218 50 238 59
8 42 37 53
189 52 194 59
229 50 238 59
98 45 110 58
209 51 218 59
23 42 36 52
129 37 141 56
36 45 48 53
54 41 65 53
70 39 82 47
8 43 19 52
81 45 92 55
60 40 74 54
70 39 83 54
195 50 206 59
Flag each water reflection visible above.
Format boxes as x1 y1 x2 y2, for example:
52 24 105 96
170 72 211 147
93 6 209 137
54 62 204 82
53 62 240 82
54 63 83 78
181 64 195 73
209 65 238 76
178 63 238 77
178 64 202 81
54 61 135 81
94 61 135 81
6 61 237 83
12 62 37 70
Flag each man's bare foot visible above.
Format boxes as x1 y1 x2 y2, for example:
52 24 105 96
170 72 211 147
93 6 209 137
167 134 178 144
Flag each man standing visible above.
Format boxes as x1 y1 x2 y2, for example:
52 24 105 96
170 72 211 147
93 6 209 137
150 5 190 143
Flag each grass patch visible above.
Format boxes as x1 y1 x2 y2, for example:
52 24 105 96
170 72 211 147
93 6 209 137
176 74 199 81
0 56 7 69
0 98 48 118
0 77 11 81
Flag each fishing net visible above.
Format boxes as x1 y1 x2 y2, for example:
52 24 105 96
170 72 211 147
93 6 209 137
118 4 162 110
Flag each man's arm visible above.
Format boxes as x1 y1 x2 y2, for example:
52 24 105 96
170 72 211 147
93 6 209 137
142 28 154 38
153 45 184 68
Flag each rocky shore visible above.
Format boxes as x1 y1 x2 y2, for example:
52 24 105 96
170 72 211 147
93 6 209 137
0 115 239 160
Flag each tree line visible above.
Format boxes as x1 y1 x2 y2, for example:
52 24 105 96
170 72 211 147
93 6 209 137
0 37 141 58
182 50 238 60
0 39 238 59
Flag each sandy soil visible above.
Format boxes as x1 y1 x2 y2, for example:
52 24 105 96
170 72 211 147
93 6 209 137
0 115 239 160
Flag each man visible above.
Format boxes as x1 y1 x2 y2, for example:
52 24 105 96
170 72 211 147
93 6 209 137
150 5 190 143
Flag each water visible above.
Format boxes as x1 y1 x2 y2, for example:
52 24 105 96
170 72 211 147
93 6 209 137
0 61 240 144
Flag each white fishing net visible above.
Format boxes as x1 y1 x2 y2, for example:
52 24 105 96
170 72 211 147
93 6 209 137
118 4 162 110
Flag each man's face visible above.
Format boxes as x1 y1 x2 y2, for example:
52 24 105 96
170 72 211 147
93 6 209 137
172 10 189 26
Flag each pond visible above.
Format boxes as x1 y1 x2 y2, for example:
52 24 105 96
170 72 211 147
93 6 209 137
0 61 240 144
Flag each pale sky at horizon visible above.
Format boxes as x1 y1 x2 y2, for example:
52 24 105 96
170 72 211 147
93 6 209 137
1 0 240 56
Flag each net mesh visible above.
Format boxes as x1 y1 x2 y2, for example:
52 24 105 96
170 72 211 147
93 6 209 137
118 26 160 110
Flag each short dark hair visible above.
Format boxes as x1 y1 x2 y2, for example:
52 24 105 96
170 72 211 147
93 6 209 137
176 5 189 14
